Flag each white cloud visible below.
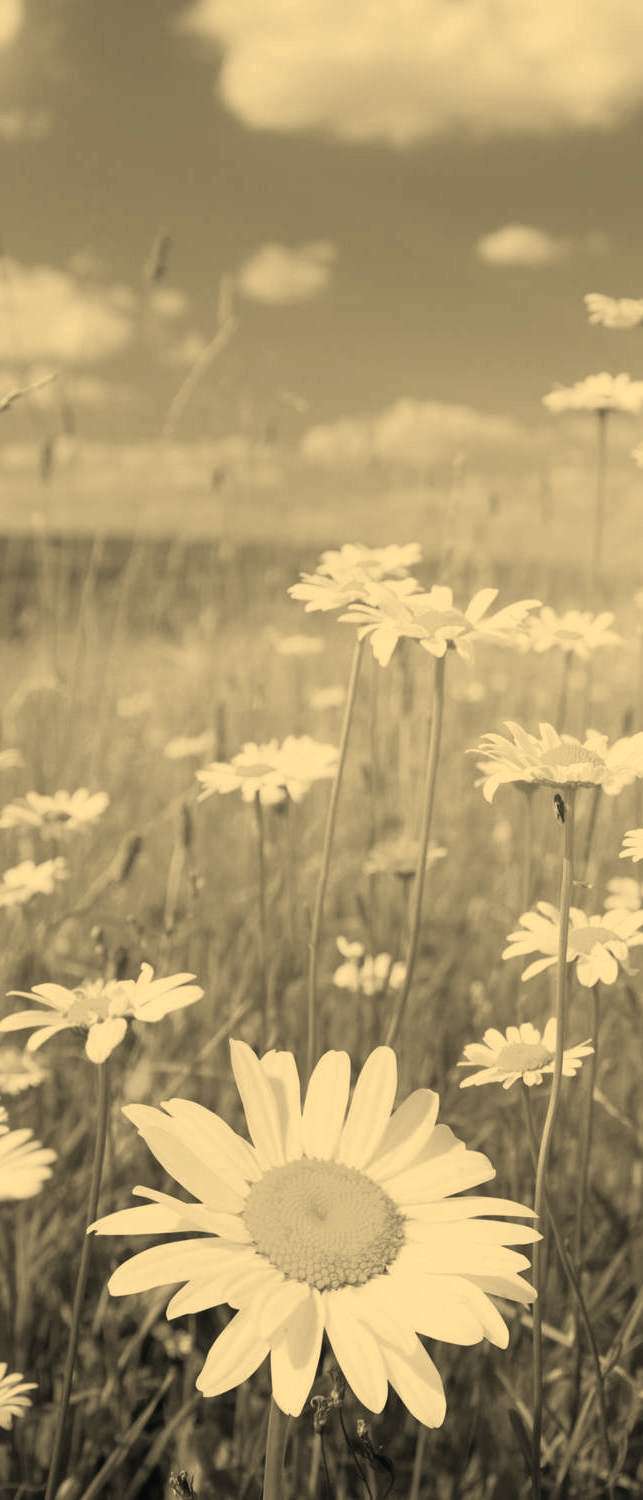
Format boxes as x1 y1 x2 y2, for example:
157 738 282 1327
0 262 134 364
0 109 52 142
182 1 643 144
237 242 336 304
301 398 526 469
476 225 571 268
0 1 22 49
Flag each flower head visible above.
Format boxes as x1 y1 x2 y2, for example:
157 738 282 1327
0 963 204 1065
90 1040 538 1426
0 1364 37 1430
0 749 24 772
0 1118 55 1200
333 939 406 996
363 837 447 880
0 1045 46 1096
319 543 422 579
620 828 643 864
0 858 68 909
197 737 338 807
288 543 422 616
458 1020 593 1090
472 722 643 802
275 634 324 658
503 901 643 986
604 876 643 912
0 789 109 836
164 731 215 761
526 608 621 660
340 583 540 669
585 294 643 331
543 372 643 415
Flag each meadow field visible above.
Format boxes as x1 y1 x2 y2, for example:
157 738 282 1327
0 472 641 1500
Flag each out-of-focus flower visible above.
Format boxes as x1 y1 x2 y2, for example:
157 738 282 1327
585 294 643 331
333 938 406 996
526 608 621 660
0 858 68 909
632 443 643 468
288 543 422 616
620 828 643 863
275 634 324 658
605 876 643 911
0 789 109 835
0 1364 37 1430
0 964 204 1065
363 837 447 880
340 584 540 669
0 749 24 771
90 1039 538 1426
272 737 338 799
197 737 338 807
164 731 215 761
319 543 422 579
458 1020 592 1090
309 685 346 711
471 722 643 802
0 1045 46 1096
117 690 154 719
503 901 643 986
543 373 643 415
0 1119 56 1200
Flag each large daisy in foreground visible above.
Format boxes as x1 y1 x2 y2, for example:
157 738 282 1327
91 1042 538 1426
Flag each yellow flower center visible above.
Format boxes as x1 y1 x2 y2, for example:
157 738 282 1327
568 926 616 955
536 742 604 786
496 1042 552 1072
243 1158 405 1290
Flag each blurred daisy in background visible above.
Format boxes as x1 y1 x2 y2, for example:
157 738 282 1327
0 789 109 835
0 1364 37 1430
318 542 422 579
620 828 643 863
340 584 540 669
164 731 215 761
333 937 406 996
0 1117 56 1200
0 964 204 1065
0 749 24 772
91 1039 539 1427
0 1045 46 1096
117 690 154 720
197 737 338 807
604 876 643 911
503 901 643 986
585 294 643 331
0 858 68 909
472 722 643 802
309 685 346 711
543 372 643 415
363 836 447 881
288 541 422 616
458 1020 593 1090
274 634 324 658
526 607 621 660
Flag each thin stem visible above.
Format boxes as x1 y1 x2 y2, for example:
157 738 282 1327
45 1061 110 1500
582 786 602 888
569 983 601 1432
409 1425 428 1500
254 792 270 1048
306 638 364 1081
530 789 576 1498
556 652 571 734
262 1398 291 1500
590 408 608 599
385 653 446 1049
521 787 536 913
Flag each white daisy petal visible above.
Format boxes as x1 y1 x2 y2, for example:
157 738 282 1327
270 1289 324 1417
325 1289 389 1412
261 1051 303 1161
158 1100 261 1187
196 1307 269 1396
167 1255 277 1320
366 1089 439 1182
85 1017 128 1063
108 1239 228 1296
383 1336 446 1428
258 1279 310 1340
337 1047 398 1168
122 1110 245 1212
229 1039 285 1169
302 1051 351 1159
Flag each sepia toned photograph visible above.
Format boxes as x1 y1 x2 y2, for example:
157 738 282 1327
0 2 642 1496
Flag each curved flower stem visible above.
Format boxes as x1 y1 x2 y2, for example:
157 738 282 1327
254 792 270 1047
530 787 576 1498
306 637 364 1081
590 408 608 599
45 1061 110 1500
569 983 601 1433
262 1396 291 1500
385 652 446 1050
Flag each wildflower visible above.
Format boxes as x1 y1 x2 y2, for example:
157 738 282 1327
620 828 643 863
458 1020 593 1090
117 690 154 719
197 737 338 807
318 543 422 579
471 722 643 802
632 444 643 468
0 1046 46 1096
0 788 109 835
288 543 422 616
0 858 68 909
91 1040 539 1426
164 731 215 761
275 634 324 658
526 607 621 660
503 901 643 986
363 837 447 880
273 736 338 799
0 1364 37 1430
340 584 540 669
543 373 643 415
585 293 643 331
0 963 204 1064
333 938 406 996
604 876 643 912
0 1119 55 1200
310 685 346 711
0 749 24 771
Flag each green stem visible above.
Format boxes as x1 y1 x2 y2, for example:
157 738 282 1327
306 638 364 1081
590 409 608 600
45 1061 110 1500
262 1397 291 1500
530 789 576 1498
568 983 601 1433
254 792 270 1048
409 1424 428 1500
385 652 446 1049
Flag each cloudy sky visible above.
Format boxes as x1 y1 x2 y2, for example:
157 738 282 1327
2 0 643 488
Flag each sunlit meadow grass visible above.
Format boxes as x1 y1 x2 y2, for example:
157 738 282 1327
0 519 641 1498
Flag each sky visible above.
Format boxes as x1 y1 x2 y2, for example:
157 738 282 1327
2 0 643 497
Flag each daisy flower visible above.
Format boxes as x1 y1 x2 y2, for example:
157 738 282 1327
471 722 643 802
333 938 406 997
0 1364 37 1430
585 294 643 331
340 584 541 669
274 634 324 658
0 963 204 1065
604 876 643 912
164 731 215 761
197 738 338 808
0 1119 56 1200
620 828 643 863
0 1045 46 1096
318 543 422 579
288 543 423 617
0 788 109 836
0 858 68 909
458 1020 593 1090
526 607 621 660
503 901 643 986
90 1040 539 1426
0 749 24 771
309 685 346 711
363 837 447 881
543 373 643 415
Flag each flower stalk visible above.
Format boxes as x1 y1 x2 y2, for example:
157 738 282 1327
569 983 601 1431
254 792 270 1047
262 1399 291 1500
